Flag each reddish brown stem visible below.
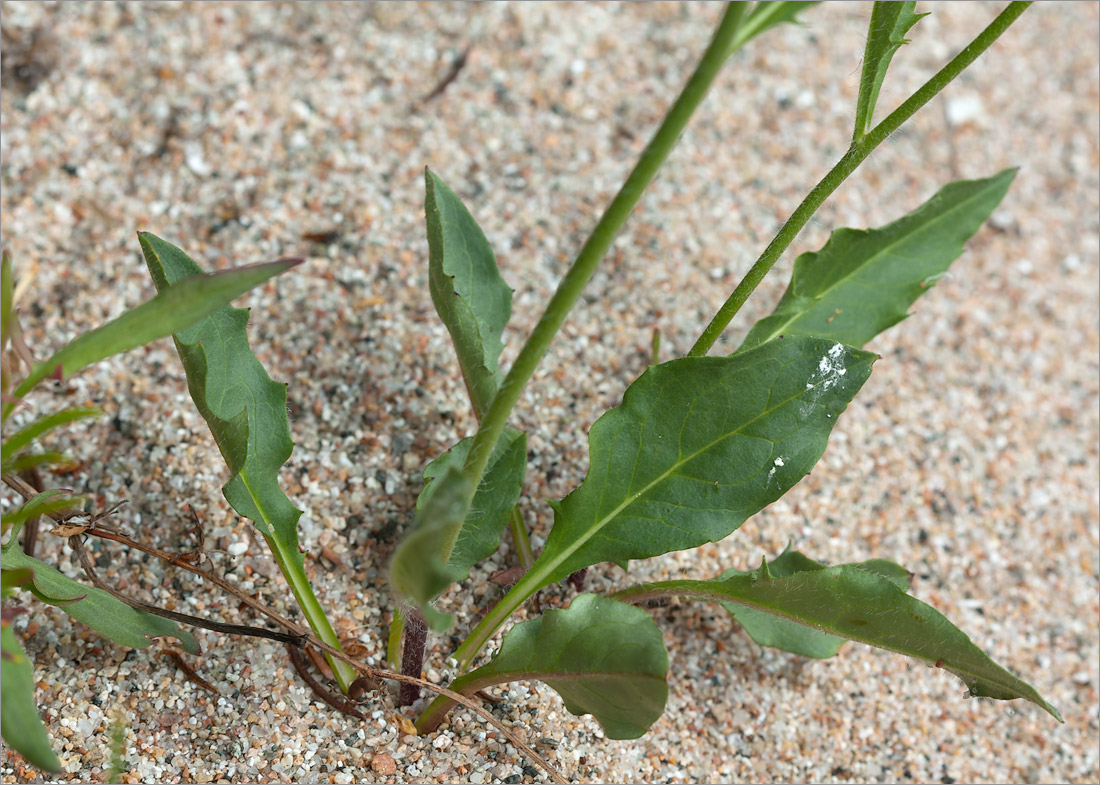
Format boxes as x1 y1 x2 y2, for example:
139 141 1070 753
159 650 219 695
286 644 366 720
69 535 304 646
398 607 428 705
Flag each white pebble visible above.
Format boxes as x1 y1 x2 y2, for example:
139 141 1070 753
945 94 985 126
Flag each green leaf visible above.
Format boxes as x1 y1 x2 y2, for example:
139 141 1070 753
139 232 299 545
417 428 527 575
0 490 82 531
533 336 874 586
390 465 474 631
3 451 67 475
1 545 199 654
618 556 1061 721
716 548 910 659
853 2 928 139
2 625 61 771
1 407 101 463
739 170 1016 351
425 169 513 420
10 249 300 407
728 2 819 56
2 567 35 594
139 232 356 689
447 594 668 739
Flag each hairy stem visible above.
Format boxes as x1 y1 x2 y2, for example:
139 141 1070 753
398 608 428 705
690 1 1032 356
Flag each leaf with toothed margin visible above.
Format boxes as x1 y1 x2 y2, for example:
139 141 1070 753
429 594 668 739
140 232 356 688
529 336 875 587
738 170 1016 352
715 547 911 659
425 168 513 421
853 1 928 139
617 553 1061 721
2 544 199 654
138 233 303 564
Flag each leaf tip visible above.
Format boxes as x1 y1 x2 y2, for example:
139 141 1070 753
272 256 304 271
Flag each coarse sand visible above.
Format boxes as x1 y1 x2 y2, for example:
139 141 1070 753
1 2 1097 783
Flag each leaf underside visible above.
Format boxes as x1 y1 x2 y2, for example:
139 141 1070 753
390 465 474 631
632 553 1061 721
854 1 928 138
535 336 875 586
738 169 1016 351
404 171 524 625
717 547 910 659
417 428 527 575
2 545 199 654
138 233 303 562
450 594 668 739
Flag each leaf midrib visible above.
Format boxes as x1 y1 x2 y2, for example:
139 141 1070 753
537 349 870 581
662 578 1057 717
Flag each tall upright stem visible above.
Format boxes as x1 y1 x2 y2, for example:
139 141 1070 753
689 1 1031 356
459 2 749 490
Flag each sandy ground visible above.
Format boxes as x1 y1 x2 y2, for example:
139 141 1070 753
1 2 1098 783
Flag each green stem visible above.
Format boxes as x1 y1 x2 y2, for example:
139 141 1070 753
690 0 1031 357
263 532 357 692
424 4 751 722
428 3 1035 722
609 582 678 606
386 606 404 670
448 565 548 673
416 662 512 735
508 506 535 570
458 2 748 493
429 4 750 688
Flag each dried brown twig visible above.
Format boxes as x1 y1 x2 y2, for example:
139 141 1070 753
286 643 366 720
2 475 569 783
159 650 219 696
68 534 305 646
